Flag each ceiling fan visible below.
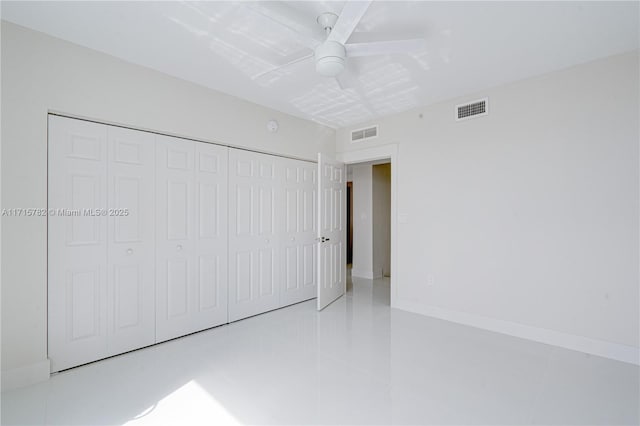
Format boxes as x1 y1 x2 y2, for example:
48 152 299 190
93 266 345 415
246 1 426 88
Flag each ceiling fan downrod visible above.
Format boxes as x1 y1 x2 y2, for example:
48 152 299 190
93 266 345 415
317 12 338 36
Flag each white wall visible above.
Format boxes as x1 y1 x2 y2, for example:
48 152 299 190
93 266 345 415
0 21 335 390
337 51 640 363
351 164 373 279
372 164 391 277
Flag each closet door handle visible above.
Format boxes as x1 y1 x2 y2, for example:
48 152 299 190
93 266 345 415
176 244 183 251
126 248 133 255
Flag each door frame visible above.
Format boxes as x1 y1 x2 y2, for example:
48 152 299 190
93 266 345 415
337 144 398 307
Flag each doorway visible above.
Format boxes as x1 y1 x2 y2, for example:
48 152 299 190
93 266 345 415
338 144 398 306
345 159 392 304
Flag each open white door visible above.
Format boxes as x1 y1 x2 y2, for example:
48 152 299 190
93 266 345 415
317 153 346 310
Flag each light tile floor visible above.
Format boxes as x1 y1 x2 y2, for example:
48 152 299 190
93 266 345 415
2 273 638 425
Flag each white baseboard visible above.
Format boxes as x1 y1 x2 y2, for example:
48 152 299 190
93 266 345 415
394 300 640 366
1 359 50 392
351 268 384 280
351 269 375 279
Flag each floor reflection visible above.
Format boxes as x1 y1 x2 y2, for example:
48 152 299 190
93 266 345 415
2 272 637 425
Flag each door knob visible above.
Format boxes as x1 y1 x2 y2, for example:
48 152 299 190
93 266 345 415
291 237 295 242
265 239 270 244
177 244 183 251
316 237 330 243
126 248 133 255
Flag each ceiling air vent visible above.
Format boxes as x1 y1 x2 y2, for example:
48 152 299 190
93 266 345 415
351 125 378 142
456 98 488 121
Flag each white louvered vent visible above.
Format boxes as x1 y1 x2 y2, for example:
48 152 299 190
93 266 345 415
456 98 488 121
351 125 378 142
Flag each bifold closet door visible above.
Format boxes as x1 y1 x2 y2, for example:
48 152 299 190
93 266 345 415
49 115 318 372
281 160 317 306
49 116 109 372
156 135 228 342
228 148 282 322
106 126 156 355
48 116 156 372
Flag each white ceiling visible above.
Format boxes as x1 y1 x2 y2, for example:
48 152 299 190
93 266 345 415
2 1 638 129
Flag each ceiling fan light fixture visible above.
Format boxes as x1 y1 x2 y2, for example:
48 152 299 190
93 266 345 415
314 41 346 77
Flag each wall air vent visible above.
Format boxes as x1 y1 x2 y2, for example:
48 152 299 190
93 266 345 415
456 98 488 121
351 125 378 142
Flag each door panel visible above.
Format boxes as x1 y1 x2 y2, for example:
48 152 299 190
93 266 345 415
167 258 189 317
280 160 317 306
156 135 195 341
107 126 156 355
228 148 281 321
317 154 346 311
198 255 218 310
303 243 315 286
235 251 253 303
259 248 275 296
198 184 218 238
113 264 141 329
48 116 109 372
156 136 228 342
69 268 101 340
258 187 275 235
67 175 102 245
194 142 228 328
285 246 298 290
113 176 141 242
235 185 253 236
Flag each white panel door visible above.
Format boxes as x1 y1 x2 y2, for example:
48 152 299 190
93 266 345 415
156 135 229 342
156 135 196 342
228 148 282 322
280 160 317 306
193 142 228 331
48 115 109 372
106 126 156 355
317 153 346 311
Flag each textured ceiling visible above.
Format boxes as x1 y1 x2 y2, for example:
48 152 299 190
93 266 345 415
2 1 639 128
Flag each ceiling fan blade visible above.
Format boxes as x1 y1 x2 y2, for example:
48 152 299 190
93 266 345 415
242 2 323 49
326 1 372 44
345 39 427 57
252 52 314 80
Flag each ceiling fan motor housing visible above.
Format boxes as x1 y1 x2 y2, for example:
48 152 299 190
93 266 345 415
315 41 346 77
